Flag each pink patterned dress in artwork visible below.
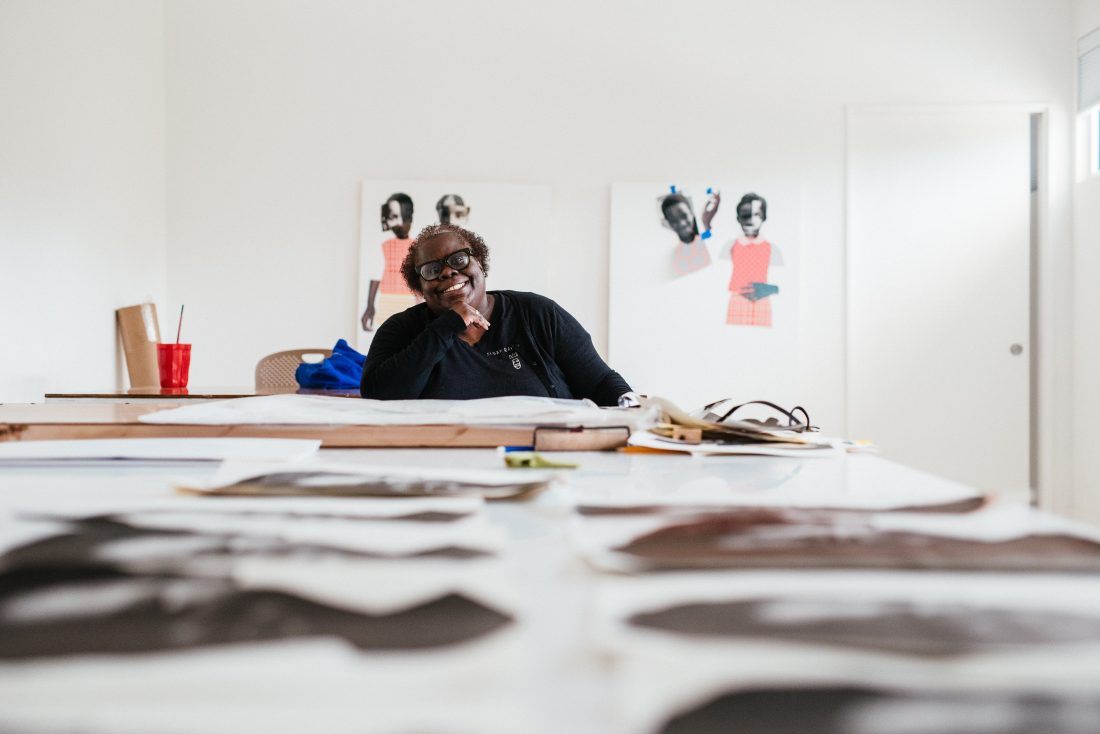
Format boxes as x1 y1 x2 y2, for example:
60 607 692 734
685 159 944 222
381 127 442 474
726 237 772 327
375 237 422 326
380 237 415 296
673 236 710 276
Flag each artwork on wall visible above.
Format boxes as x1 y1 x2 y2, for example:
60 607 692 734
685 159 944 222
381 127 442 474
609 182 801 409
360 192 420 334
358 180 552 352
658 188 719 276
725 192 782 328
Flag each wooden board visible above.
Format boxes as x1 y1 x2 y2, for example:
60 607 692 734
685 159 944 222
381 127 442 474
0 403 616 449
43 387 360 401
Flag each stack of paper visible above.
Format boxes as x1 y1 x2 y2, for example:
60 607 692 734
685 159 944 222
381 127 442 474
138 393 656 427
0 476 528 733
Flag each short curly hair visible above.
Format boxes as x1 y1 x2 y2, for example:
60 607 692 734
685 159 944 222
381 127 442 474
401 224 491 293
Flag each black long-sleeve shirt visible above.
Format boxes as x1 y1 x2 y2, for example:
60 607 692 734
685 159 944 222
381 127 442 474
360 290 631 407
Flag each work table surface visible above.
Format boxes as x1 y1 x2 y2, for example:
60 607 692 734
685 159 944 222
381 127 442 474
0 448 1095 734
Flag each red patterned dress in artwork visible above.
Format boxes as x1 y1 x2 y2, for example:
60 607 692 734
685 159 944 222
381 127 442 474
726 237 772 327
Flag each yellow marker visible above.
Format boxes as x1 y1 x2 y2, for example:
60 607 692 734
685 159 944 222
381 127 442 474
503 452 579 469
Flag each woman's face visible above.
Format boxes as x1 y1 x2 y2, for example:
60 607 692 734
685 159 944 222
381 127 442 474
415 232 488 313
665 202 697 244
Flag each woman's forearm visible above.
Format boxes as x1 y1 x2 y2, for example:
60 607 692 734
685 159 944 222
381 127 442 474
360 312 464 399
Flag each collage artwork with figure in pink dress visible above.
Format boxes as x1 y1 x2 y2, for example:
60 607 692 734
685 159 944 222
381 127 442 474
357 180 553 353
609 182 800 408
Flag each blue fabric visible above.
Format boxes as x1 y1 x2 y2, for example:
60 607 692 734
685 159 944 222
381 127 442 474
294 339 366 389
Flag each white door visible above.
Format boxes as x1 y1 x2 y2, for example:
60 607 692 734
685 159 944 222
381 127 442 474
847 107 1031 493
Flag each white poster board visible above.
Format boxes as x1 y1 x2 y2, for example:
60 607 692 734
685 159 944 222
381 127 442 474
358 180 552 352
609 183 801 410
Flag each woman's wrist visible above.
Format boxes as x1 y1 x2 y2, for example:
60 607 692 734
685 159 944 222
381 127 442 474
617 391 642 408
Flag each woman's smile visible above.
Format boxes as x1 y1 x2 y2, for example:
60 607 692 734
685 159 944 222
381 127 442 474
441 279 468 294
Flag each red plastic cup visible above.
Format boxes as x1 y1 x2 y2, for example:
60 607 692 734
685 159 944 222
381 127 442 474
156 343 192 389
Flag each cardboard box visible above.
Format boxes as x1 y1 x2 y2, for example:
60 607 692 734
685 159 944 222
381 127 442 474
116 303 161 388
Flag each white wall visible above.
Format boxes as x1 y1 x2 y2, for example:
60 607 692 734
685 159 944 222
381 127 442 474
0 0 1085 515
1074 0 1100 522
164 0 1075 436
0 0 167 402
0 1 1080 486
1077 0 1100 36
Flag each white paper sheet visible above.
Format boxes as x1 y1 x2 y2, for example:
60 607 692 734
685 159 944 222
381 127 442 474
594 574 1100 734
21 495 484 521
180 459 558 500
591 568 1100 726
629 430 842 457
0 634 530 734
571 504 1100 574
606 633 1100 734
592 570 1100 643
562 453 983 511
138 394 654 427
108 511 506 557
0 438 321 465
220 554 520 615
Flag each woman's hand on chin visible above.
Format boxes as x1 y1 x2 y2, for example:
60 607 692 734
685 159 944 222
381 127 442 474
452 301 490 345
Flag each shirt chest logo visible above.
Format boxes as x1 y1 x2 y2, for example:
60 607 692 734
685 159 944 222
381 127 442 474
485 345 523 370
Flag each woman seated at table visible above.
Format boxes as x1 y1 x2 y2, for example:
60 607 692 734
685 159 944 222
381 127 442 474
360 224 633 406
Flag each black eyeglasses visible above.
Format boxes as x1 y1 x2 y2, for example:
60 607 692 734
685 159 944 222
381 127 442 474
416 248 473 281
